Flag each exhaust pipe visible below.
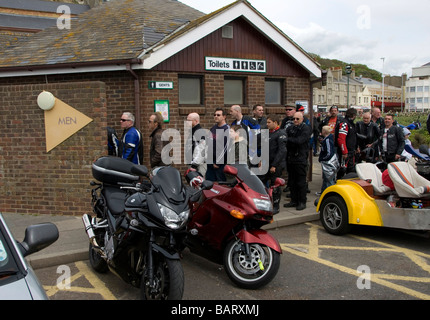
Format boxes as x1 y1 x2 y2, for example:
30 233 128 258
82 214 99 247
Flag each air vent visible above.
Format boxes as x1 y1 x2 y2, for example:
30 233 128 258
222 25 233 39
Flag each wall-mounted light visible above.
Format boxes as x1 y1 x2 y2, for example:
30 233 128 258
37 91 56 111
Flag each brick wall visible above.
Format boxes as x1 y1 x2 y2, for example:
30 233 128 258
0 81 107 216
0 71 311 216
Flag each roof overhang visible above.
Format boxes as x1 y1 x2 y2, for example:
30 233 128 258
0 59 142 78
139 1 321 78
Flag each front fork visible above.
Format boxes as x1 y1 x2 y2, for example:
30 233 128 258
234 224 282 254
145 230 180 292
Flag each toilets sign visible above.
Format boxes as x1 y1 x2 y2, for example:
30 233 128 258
205 57 266 73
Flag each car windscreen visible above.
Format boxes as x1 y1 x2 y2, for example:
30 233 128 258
0 223 22 285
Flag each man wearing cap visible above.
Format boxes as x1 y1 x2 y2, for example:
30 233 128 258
281 104 297 192
296 104 310 126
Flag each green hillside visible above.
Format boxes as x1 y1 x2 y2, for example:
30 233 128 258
310 53 382 82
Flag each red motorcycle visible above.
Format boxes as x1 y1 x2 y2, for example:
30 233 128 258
184 164 284 289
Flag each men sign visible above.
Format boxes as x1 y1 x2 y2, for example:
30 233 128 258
38 92 93 152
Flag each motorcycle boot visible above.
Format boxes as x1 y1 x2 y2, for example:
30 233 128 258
272 186 281 214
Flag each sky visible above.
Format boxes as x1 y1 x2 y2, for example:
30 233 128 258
179 0 430 77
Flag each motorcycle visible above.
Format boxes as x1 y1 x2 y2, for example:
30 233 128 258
82 156 211 300
183 164 284 289
415 145 430 180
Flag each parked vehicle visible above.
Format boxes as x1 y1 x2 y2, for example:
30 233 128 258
316 160 430 236
183 164 283 289
83 156 209 300
414 145 430 180
0 213 58 300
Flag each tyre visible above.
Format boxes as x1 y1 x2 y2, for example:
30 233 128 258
320 195 351 235
223 239 280 289
88 232 109 273
141 254 184 300
89 243 109 273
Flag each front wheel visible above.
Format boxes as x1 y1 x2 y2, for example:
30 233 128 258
223 239 280 289
320 195 351 235
141 254 184 300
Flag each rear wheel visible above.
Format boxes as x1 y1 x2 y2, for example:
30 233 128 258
88 228 109 273
223 239 280 289
320 195 351 235
141 254 184 300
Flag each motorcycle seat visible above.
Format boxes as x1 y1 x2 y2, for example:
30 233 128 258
103 186 128 216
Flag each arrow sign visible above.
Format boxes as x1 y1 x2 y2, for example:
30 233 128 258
44 98 93 152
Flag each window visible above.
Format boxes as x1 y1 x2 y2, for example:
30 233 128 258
224 77 244 105
179 76 202 105
417 86 423 92
425 86 429 92
410 86 416 92
265 79 283 105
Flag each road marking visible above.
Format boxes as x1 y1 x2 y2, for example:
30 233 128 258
44 261 117 300
281 223 430 300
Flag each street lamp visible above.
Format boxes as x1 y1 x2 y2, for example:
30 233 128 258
381 57 385 113
345 65 352 108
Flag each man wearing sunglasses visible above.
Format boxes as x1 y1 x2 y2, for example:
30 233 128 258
120 112 143 165
280 104 297 192
284 112 311 211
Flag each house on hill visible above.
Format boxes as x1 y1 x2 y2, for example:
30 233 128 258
0 0 321 216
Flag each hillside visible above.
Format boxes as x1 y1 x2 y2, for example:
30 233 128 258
310 53 382 82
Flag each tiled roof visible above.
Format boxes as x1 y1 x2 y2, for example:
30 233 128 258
0 0 205 68
0 0 89 14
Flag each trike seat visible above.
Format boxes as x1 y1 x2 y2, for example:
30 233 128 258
388 162 430 199
356 163 393 196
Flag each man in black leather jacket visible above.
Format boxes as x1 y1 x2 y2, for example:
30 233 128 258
284 112 311 211
356 111 380 163
261 114 286 214
379 114 405 163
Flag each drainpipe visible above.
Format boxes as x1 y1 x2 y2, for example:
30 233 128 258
126 64 141 128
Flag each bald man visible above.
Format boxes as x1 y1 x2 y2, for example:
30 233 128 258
284 112 311 211
186 112 207 176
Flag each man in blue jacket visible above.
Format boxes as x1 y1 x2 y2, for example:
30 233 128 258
120 112 143 164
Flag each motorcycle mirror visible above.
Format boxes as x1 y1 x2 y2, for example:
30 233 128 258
201 180 213 190
223 165 238 176
272 177 286 188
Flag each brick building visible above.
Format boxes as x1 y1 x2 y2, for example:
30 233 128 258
0 0 321 216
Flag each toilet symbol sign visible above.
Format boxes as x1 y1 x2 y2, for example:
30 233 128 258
206 57 266 73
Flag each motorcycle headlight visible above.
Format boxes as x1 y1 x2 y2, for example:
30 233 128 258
157 204 189 230
253 198 272 212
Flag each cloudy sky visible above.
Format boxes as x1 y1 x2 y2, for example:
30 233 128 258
179 0 430 77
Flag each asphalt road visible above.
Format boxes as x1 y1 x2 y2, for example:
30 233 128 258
35 221 430 301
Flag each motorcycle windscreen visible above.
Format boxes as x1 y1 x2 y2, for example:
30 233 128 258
152 167 185 202
230 164 268 195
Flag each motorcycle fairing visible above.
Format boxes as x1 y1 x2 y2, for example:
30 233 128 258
235 229 282 253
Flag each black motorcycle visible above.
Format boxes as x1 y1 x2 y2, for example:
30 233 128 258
82 156 210 300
